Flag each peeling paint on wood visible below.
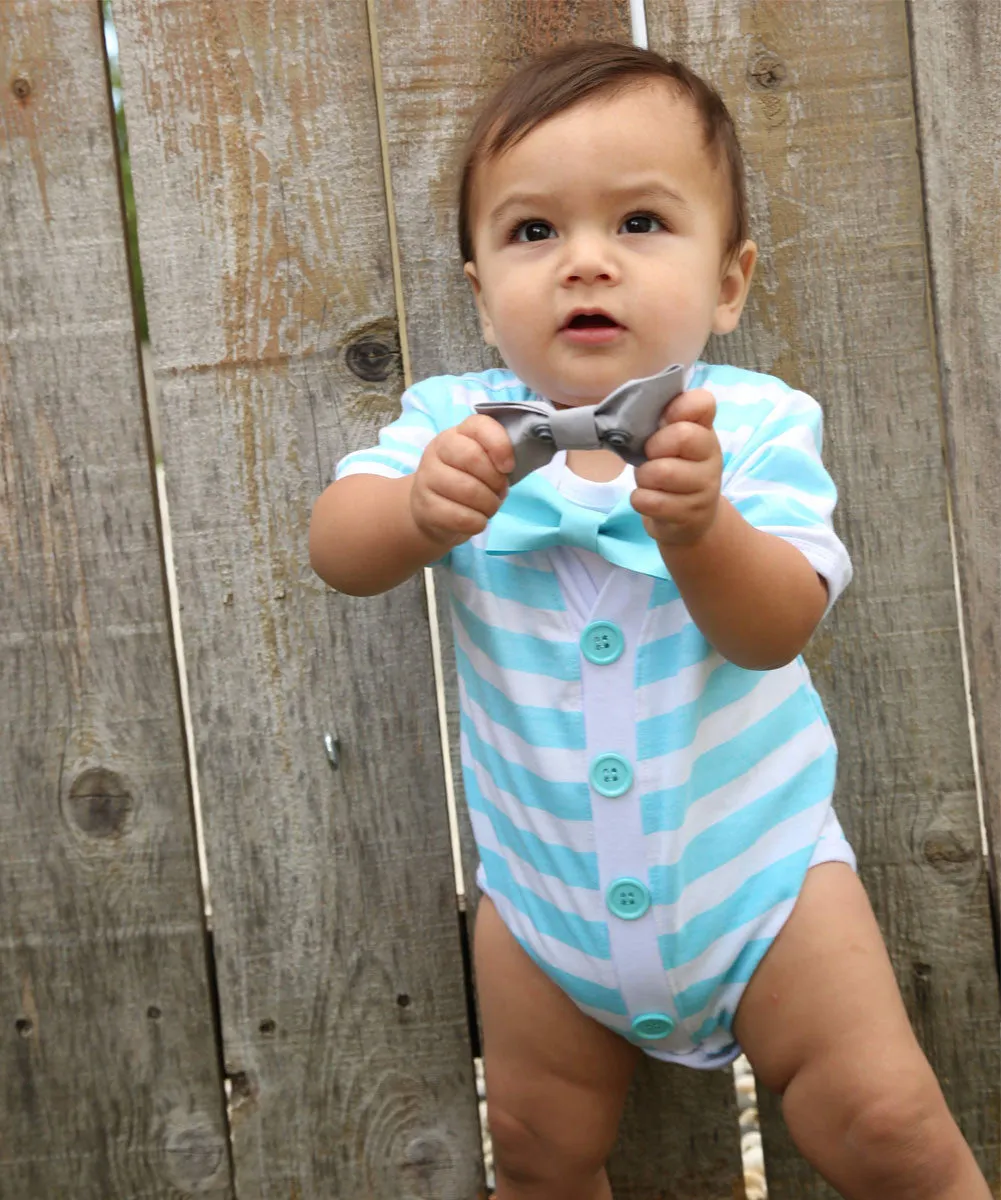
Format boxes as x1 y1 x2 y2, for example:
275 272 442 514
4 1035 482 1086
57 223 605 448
909 0 1001 928
0 2 230 1196
113 1 484 1195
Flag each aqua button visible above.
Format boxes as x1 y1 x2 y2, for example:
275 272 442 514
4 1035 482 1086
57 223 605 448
589 752 633 798
580 620 624 665
606 877 651 920
631 1013 675 1040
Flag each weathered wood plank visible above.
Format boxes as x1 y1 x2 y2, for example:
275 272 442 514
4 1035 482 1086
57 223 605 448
113 2 484 1196
0 4 230 1197
646 1 1000 1194
371 3 746 1195
909 0 1001 927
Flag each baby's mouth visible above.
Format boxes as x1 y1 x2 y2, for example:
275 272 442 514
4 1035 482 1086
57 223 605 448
559 310 626 344
562 311 623 331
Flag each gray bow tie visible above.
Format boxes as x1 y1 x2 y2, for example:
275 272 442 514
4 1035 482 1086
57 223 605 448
474 362 686 484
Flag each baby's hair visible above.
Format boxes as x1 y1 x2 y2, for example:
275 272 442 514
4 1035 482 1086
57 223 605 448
458 40 749 267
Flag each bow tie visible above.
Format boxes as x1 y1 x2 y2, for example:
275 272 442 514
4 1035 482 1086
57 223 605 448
474 362 686 484
483 472 671 579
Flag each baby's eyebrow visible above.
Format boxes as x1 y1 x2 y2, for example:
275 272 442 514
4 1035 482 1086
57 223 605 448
488 182 689 227
488 192 551 227
602 182 690 209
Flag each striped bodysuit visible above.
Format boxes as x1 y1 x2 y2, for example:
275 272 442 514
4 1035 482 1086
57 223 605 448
337 361 855 1069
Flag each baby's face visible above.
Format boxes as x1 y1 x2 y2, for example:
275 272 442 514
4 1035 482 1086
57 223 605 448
464 81 755 406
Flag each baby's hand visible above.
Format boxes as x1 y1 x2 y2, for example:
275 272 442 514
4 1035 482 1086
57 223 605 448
632 388 722 546
411 415 514 547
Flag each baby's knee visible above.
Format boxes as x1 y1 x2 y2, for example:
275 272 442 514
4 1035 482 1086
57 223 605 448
488 1103 607 1187
783 1047 971 1198
844 1075 964 1188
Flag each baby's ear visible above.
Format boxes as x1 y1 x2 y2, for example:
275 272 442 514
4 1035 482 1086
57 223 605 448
712 240 757 335
464 262 497 346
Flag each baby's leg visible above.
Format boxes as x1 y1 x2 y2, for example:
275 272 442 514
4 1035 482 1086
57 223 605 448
733 862 991 1199
474 895 641 1200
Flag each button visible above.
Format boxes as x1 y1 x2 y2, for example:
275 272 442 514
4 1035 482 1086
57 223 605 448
580 620 624 665
589 752 633 798
606 877 651 920
631 1013 675 1040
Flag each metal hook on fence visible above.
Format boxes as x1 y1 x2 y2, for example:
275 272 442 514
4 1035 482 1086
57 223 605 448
323 732 340 770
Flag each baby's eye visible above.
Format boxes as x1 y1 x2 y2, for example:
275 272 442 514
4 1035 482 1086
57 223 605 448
511 219 556 243
621 213 665 235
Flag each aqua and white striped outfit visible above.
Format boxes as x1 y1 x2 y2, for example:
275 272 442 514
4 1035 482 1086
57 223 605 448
336 361 855 1069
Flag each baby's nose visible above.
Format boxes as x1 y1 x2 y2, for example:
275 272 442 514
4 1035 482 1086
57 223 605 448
561 233 619 284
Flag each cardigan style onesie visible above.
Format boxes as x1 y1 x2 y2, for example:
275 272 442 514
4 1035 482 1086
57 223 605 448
336 361 855 1070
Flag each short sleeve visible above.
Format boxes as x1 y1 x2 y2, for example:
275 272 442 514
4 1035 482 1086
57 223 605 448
720 383 852 616
334 385 440 482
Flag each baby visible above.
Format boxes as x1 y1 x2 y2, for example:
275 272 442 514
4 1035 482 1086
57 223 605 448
310 40 990 1200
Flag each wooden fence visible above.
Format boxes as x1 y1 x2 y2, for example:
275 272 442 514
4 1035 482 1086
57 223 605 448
1 1 998 1197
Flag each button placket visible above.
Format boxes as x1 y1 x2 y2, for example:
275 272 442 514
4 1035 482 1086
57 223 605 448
557 565 680 1044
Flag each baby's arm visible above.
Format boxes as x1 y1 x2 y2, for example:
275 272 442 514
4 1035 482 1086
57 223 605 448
309 415 513 596
656 500 827 670
633 387 828 670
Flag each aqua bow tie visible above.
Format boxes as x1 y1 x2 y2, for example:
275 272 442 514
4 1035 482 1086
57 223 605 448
485 473 670 579
474 362 686 484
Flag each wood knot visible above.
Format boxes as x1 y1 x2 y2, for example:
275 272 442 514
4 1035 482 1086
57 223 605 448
401 1133 452 1183
922 831 975 871
65 767 133 838
345 337 398 382
11 75 31 102
164 1119 226 1189
228 1071 254 1102
748 52 787 91
403 1135 443 1165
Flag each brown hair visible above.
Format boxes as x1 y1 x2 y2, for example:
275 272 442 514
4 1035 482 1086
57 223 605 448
457 40 749 266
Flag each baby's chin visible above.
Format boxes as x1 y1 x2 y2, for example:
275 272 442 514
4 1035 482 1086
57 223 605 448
535 362 679 407
548 391 611 409
498 366 603 407
501 342 686 404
